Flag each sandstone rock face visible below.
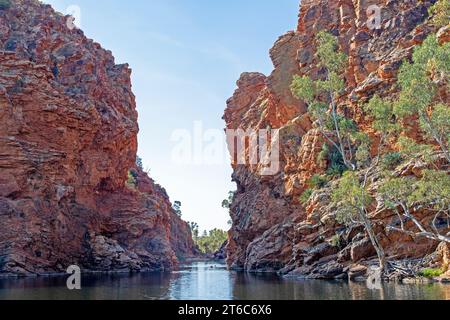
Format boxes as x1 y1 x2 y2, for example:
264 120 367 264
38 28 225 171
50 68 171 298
224 0 448 276
0 0 195 275
432 242 450 279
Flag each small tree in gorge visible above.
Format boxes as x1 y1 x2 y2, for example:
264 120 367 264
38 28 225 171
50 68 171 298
379 172 450 244
188 222 200 242
173 201 182 217
393 34 450 163
333 172 388 272
221 191 235 209
291 31 359 171
136 155 144 170
292 31 388 272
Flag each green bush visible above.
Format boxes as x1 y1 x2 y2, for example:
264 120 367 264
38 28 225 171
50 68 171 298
196 229 228 254
318 144 347 178
173 201 182 217
136 156 144 170
429 0 450 27
381 152 403 169
308 174 329 189
127 170 138 187
330 234 342 248
327 163 346 178
0 0 11 10
300 189 313 205
418 268 444 278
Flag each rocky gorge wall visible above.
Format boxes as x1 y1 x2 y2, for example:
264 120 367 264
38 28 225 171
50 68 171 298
0 0 195 276
224 0 449 278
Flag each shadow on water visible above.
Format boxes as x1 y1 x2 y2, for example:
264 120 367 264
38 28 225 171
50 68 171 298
0 261 449 300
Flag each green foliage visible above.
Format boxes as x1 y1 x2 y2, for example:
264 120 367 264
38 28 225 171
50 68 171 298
0 0 11 10
196 229 228 255
329 234 343 248
394 34 448 117
316 31 348 74
381 152 403 169
365 95 399 135
319 143 347 177
337 117 358 135
127 170 138 187
327 149 347 177
300 189 313 205
221 191 235 209
419 268 444 278
410 170 450 209
290 75 316 104
363 33 450 165
318 143 329 162
290 30 349 100
308 174 329 189
429 0 450 27
173 201 182 217
355 142 371 169
189 222 200 242
379 176 416 209
429 103 450 143
291 31 360 171
136 156 143 170
332 172 372 225
397 136 434 161
379 170 450 210
393 35 450 162
326 164 346 178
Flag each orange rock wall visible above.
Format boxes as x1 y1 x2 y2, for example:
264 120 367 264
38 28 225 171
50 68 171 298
224 0 447 274
0 0 195 275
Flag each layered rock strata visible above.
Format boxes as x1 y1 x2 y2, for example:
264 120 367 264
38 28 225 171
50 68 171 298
0 0 195 276
224 0 449 278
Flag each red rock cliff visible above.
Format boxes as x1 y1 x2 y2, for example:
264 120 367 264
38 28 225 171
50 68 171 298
224 0 449 276
0 0 195 276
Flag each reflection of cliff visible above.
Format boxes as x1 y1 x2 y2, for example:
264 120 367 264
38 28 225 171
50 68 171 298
224 0 449 277
0 0 195 276
230 273 450 300
0 273 174 299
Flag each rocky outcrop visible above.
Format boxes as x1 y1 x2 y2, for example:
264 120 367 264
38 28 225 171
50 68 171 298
430 242 450 281
213 241 228 261
224 0 449 277
0 0 195 276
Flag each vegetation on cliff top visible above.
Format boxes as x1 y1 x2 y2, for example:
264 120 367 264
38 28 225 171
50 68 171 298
188 223 228 255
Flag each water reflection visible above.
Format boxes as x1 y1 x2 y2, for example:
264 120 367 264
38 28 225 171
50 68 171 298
0 261 448 300
168 262 233 300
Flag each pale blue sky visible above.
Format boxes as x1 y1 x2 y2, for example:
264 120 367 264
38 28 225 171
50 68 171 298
44 0 299 231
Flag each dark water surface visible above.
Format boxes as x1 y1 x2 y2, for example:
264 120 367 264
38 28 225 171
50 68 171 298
0 261 449 300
